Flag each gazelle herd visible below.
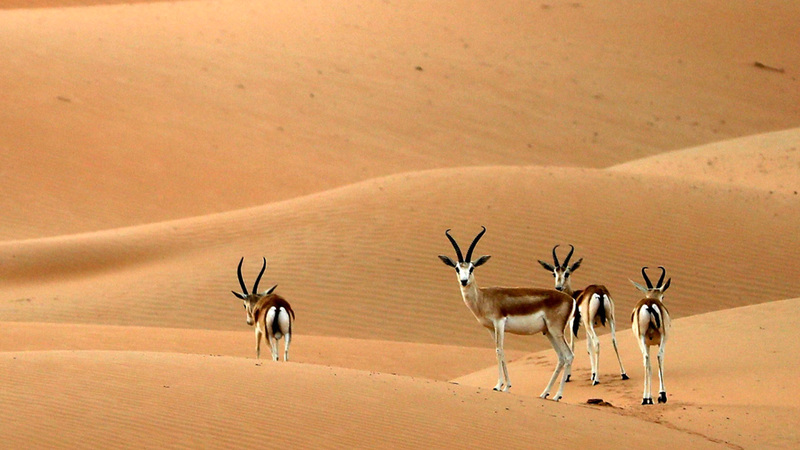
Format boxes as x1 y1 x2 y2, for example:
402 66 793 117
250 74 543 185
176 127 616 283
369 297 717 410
230 226 672 406
439 227 672 405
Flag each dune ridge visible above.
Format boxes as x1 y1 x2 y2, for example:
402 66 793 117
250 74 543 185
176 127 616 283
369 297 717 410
610 127 800 194
1 165 798 351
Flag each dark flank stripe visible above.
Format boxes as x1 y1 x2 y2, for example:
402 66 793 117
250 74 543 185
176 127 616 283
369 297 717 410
631 298 669 329
647 305 661 329
576 285 611 327
256 294 295 334
572 307 581 336
482 288 572 318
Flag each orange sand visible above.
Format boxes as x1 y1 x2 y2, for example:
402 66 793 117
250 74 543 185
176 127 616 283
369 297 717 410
1 0 798 448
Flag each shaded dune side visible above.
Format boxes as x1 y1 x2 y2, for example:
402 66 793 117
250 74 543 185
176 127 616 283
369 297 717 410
0 351 722 449
610 127 800 194
454 298 800 449
1 167 797 351
0 322 524 381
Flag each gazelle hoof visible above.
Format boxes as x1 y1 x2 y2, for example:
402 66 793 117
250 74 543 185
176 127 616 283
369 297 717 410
642 398 654 405
621 373 630 380
658 392 667 403
540 393 550 399
552 395 562 402
592 380 600 386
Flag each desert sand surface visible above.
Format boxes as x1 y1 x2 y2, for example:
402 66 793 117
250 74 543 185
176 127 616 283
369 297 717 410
1 0 799 448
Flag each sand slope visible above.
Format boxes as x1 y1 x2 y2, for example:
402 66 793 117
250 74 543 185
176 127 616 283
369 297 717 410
454 297 800 449
1 299 796 448
0 351 724 449
1 166 798 351
2 0 799 238
611 127 800 194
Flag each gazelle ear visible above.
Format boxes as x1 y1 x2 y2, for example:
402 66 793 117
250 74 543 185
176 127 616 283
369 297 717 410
232 291 246 300
473 255 491 267
569 258 583 272
438 255 457 267
262 285 278 295
662 278 671 292
538 260 555 271
629 280 648 293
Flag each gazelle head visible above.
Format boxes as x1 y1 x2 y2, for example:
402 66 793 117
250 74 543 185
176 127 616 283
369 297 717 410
630 266 671 300
231 257 277 326
438 226 491 287
537 244 583 292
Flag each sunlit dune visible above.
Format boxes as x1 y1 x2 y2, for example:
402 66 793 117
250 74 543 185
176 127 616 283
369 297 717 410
2 0 799 447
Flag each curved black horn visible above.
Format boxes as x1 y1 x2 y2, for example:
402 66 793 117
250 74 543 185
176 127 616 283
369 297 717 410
445 229 464 262
563 244 575 267
552 245 561 268
252 257 267 294
656 266 667 289
236 257 249 296
465 226 487 262
641 266 653 289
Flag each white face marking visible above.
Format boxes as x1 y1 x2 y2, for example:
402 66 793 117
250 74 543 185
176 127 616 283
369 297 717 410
552 267 569 291
243 300 255 325
545 266 570 292
455 262 475 287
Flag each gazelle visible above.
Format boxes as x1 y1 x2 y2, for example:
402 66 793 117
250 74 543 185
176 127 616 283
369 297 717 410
231 257 295 361
438 227 574 401
537 245 627 385
630 266 672 405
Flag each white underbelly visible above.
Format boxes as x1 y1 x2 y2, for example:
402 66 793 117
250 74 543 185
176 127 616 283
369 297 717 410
503 312 547 335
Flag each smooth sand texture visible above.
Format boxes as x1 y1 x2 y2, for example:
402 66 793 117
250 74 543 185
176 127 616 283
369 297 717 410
1 0 798 448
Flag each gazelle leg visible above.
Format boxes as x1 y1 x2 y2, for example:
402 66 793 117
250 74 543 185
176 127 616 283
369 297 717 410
586 322 600 385
269 333 279 361
640 338 653 405
283 332 291 362
657 341 667 403
542 331 573 401
255 328 262 359
609 316 628 380
565 315 576 382
492 319 511 392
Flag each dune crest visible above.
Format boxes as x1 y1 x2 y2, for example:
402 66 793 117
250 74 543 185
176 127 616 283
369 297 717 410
611 127 800 195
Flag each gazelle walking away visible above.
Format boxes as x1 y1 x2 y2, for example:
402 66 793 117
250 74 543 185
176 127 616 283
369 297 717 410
630 266 672 405
438 227 574 401
231 257 295 361
537 245 627 385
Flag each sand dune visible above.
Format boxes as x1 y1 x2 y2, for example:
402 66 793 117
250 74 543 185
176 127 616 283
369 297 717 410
0 350 724 449
2 0 799 238
1 166 798 351
1 299 795 448
611 127 800 195
2 0 799 447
